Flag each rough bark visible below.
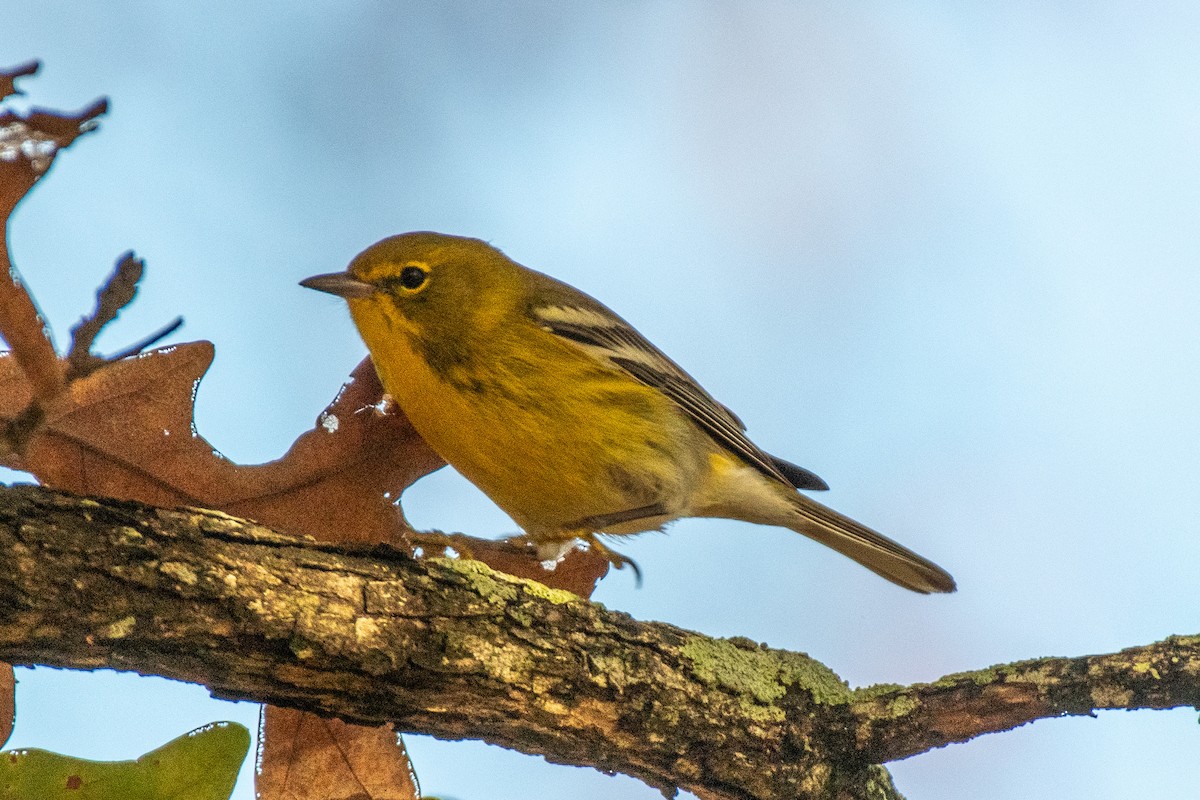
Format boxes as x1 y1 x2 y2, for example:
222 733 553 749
0 485 1194 800
851 635 1200 761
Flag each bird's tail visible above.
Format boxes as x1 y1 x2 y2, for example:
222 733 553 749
784 493 956 594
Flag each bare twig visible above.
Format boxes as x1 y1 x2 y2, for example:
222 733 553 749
68 251 144 370
103 316 184 362
65 252 182 380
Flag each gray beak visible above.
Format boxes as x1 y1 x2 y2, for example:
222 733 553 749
300 271 375 299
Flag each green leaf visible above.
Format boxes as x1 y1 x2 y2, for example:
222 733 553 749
0 721 250 800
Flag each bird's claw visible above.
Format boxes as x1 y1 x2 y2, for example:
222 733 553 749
584 535 643 587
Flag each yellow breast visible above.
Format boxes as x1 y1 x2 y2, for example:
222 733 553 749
348 298 702 538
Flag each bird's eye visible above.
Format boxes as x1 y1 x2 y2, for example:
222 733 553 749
399 266 428 290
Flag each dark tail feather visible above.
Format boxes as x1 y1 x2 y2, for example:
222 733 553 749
769 455 829 491
787 494 956 594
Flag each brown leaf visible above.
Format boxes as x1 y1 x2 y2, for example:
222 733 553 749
0 664 12 749
0 61 39 102
0 344 444 544
0 92 107 220
0 77 106 408
257 707 419 800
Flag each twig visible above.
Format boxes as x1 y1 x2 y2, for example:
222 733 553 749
64 252 181 380
103 316 184 362
68 251 144 369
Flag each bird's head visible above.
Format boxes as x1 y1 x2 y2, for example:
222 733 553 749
302 231 524 346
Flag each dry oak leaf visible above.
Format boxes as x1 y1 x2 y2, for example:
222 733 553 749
0 342 443 543
0 85 106 219
0 60 39 102
0 663 12 749
258 707 419 800
1 70 106 404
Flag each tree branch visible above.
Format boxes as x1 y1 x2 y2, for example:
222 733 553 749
851 635 1200 761
0 485 1194 800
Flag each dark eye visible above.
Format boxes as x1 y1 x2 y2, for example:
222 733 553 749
399 266 428 290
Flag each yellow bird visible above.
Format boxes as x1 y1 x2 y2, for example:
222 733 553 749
302 232 955 593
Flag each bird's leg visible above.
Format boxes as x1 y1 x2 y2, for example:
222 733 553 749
513 531 643 585
568 503 668 532
557 503 663 586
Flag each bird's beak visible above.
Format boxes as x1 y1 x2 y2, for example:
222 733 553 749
300 271 375 299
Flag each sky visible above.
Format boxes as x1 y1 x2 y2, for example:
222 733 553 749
5 2 1200 798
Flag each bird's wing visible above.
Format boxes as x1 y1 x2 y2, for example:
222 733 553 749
532 302 826 490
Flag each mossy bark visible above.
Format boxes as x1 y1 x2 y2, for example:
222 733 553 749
0 485 1195 799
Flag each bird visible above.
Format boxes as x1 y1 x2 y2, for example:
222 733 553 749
301 232 955 593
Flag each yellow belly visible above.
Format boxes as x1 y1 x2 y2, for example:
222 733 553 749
354 305 702 539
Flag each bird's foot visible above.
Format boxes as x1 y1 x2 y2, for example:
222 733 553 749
511 534 642 585
583 535 643 587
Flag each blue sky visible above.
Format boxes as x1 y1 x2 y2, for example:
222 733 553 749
5 3 1200 798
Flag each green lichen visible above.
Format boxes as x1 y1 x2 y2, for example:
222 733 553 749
798 760 832 795
850 683 921 718
926 664 1002 689
854 682 903 700
159 560 199 586
432 557 579 605
431 557 520 603
1090 682 1133 707
290 638 316 660
679 636 851 716
860 764 902 800
98 615 136 639
518 578 578 606
884 693 919 718
115 525 143 543
853 663 1005 706
1131 660 1161 680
